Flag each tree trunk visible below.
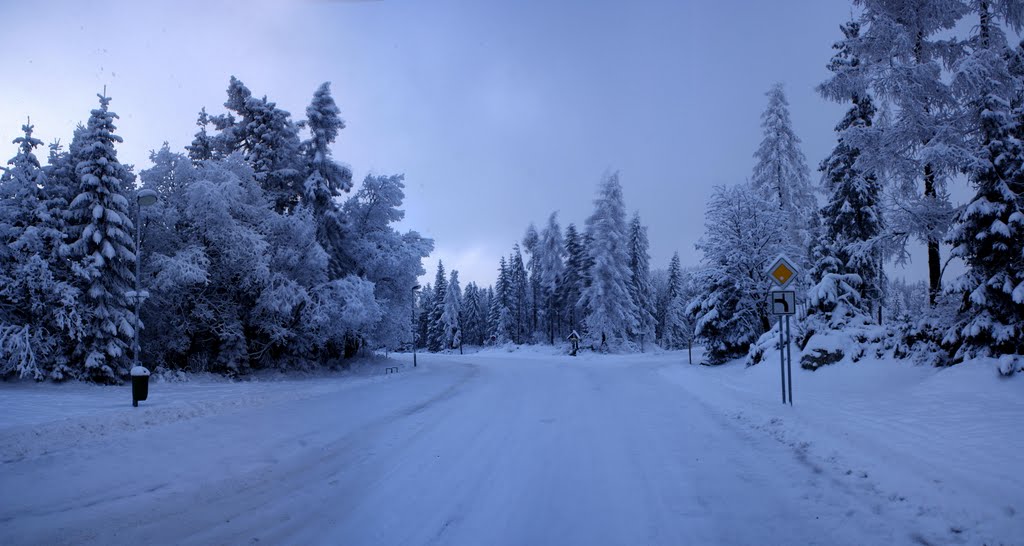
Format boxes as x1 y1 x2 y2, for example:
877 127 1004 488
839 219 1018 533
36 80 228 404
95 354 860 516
924 164 942 306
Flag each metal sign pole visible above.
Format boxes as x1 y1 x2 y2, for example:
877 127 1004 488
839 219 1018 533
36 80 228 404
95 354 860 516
785 315 793 405
778 315 786 404
767 256 799 407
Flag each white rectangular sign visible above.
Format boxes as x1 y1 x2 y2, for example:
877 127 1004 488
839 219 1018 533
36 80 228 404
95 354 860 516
770 291 796 316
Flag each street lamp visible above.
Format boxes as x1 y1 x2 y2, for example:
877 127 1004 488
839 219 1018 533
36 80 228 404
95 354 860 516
132 189 158 372
412 284 421 367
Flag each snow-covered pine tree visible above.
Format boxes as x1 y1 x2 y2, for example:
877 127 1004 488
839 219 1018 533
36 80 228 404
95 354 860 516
63 93 138 383
663 291 692 356
489 257 513 343
840 0 970 305
461 282 485 346
0 121 45 238
302 82 353 216
944 3 1024 371
807 21 885 329
538 212 566 344
441 270 463 351
751 83 817 268
560 223 586 337
579 172 638 350
658 252 684 348
221 77 304 214
520 222 544 336
186 108 215 164
689 184 786 364
481 286 496 343
0 121 82 380
427 261 447 352
509 245 528 344
627 213 657 348
416 283 433 349
43 139 78 212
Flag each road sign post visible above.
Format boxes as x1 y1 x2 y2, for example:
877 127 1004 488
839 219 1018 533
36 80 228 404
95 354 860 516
778 315 786 404
770 293 796 406
767 255 798 406
786 315 793 405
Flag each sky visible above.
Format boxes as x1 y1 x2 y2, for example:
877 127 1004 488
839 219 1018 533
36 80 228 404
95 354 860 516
0 0 978 288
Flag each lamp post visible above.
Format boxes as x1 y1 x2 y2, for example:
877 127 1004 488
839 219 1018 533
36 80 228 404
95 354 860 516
412 284 421 367
132 189 158 372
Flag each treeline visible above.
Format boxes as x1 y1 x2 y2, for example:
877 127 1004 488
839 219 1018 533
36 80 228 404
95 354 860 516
414 173 699 355
421 1 1024 375
0 78 432 382
697 2 1024 374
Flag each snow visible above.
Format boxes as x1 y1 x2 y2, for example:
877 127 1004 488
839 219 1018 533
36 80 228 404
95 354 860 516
1 349 1022 545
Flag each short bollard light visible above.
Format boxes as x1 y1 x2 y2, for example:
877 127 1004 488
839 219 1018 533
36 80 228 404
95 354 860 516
131 366 150 407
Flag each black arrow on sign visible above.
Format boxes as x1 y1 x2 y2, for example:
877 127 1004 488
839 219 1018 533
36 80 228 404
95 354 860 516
774 294 790 314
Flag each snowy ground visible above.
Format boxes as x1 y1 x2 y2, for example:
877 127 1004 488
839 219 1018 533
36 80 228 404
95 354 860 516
1 348 1021 546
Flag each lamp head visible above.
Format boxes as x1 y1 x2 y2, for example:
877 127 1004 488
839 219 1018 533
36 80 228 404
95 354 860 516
137 189 158 207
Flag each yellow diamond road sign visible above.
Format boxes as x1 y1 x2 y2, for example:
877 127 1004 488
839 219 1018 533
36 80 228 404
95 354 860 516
768 256 798 288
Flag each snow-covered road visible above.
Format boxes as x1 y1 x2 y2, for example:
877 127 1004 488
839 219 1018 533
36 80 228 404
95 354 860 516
2 351 1021 545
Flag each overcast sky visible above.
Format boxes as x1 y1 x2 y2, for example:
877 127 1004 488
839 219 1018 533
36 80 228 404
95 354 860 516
1 0 962 287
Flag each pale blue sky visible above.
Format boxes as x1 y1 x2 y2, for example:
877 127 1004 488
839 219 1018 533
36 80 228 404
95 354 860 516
2 0 941 287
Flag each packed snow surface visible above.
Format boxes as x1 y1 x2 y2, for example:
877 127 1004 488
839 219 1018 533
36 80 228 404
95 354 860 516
1 348 1021 545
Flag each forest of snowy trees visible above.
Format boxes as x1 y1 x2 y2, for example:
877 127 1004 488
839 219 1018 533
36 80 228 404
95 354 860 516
0 79 431 382
414 0 1024 375
2 0 1023 381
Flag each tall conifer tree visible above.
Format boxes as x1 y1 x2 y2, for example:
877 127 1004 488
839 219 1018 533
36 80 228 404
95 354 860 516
64 94 137 383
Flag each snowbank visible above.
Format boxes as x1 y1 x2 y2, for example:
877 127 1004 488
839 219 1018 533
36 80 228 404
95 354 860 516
658 353 1024 546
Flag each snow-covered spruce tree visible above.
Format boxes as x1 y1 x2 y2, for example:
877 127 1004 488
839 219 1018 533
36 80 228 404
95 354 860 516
63 94 137 383
220 77 304 214
523 223 541 338
689 184 786 364
814 21 885 321
627 213 657 348
579 172 638 350
480 286 495 340
0 122 82 380
461 282 485 346
751 83 817 269
944 3 1024 372
509 245 529 344
489 257 513 344
675 266 701 362
559 223 586 336
663 289 694 360
796 21 888 371
538 212 566 344
427 261 448 352
657 252 684 348
441 270 463 351
302 82 353 216
186 108 216 164
839 0 970 306
416 283 434 349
